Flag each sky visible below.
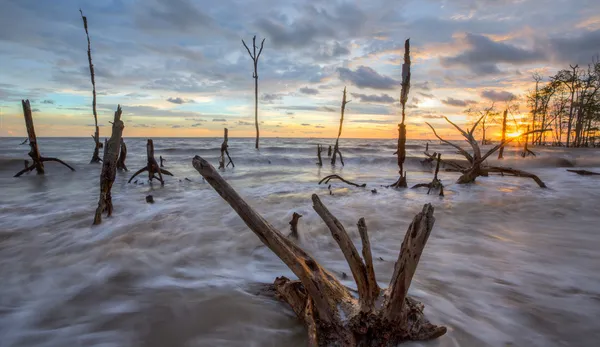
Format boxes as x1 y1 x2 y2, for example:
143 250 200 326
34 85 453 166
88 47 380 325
1 0 599 139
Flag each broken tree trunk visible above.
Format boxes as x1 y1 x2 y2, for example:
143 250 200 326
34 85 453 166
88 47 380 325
14 100 75 177
288 212 302 240
93 106 124 225
116 138 128 171
331 87 350 166
426 116 550 187
391 39 411 188
160 156 166 167
521 126 536 157
128 139 173 185
498 109 507 159
412 153 444 196
192 155 446 346
328 145 332 157
80 9 102 164
319 174 366 188
242 35 266 150
317 144 323 166
219 128 234 169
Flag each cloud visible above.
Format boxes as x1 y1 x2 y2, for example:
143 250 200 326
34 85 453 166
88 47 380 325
418 92 435 99
191 123 203 127
238 120 253 126
299 87 319 95
315 125 325 128
337 66 399 90
41 99 55 104
212 118 227 122
171 124 183 128
440 33 546 75
277 105 336 112
441 97 477 107
301 123 311 126
480 90 516 102
351 119 393 124
31 108 41 112
261 93 284 104
548 29 600 65
351 93 396 104
167 97 194 104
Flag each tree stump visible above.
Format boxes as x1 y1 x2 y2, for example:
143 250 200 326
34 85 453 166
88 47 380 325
116 138 128 171
288 212 302 240
93 106 124 225
128 139 173 185
192 155 446 346
14 100 75 177
317 144 323 166
412 153 444 196
218 128 234 169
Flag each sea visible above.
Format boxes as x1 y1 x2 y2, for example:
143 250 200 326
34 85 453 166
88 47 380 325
1 137 599 347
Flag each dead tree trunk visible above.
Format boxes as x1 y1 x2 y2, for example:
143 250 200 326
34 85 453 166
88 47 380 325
426 116 549 187
14 100 75 177
242 36 265 150
219 128 234 169
128 139 173 185
498 109 508 159
192 155 446 346
160 156 165 167
116 138 128 171
521 125 536 157
93 106 124 225
288 212 302 240
412 153 444 196
80 10 102 164
331 87 350 166
327 145 332 157
317 144 323 166
391 39 411 188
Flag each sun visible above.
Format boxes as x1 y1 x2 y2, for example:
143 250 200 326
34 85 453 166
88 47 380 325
507 132 522 138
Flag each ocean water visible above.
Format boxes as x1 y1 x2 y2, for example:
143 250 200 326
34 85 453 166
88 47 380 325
1 137 599 347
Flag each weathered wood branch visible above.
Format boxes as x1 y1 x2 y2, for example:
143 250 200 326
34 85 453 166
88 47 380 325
425 122 474 163
116 138 128 171
14 100 75 177
192 155 446 346
357 218 380 304
128 139 173 185
318 174 366 188
567 169 600 176
331 87 349 166
80 9 101 164
93 106 124 225
412 153 444 196
484 167 547 188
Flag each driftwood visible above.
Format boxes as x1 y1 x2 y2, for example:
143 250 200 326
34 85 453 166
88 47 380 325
80 9 102 164
391 39 411 188
219 128 234 169
20 138 28 145
14 100 75 177
242 35 265 150
319 174 366 188
192 155 446 346
412 153 444 196
288 212 302 239
128 139 173 185
425 116 550 187
331 87 350 166
317 144 323 166
567 169 600 176
93 106 124 225
116 138 128 171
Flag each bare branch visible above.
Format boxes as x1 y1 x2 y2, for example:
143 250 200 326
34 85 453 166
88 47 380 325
425 122 474 163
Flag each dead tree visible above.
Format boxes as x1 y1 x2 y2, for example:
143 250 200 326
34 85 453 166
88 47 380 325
498 109 508 159
412 153 444 196
20 138 28 145
327 145 332 157
242 35 265 150
426 115 549 187
316 144 323 166
319 174 366 188
160 156 166 167
93 106 124 225
192 155 446 346
331 87 350 166
218 128 234 169
14 100 75 177
116 138 128 171
391 39 411 188
288 212 302 240
520 125 536 157
128 139 173 185
80 9 102 164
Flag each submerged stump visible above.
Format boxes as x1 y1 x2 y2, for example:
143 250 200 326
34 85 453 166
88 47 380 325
192 155 446 346
128 139 173 185
116 138 128 171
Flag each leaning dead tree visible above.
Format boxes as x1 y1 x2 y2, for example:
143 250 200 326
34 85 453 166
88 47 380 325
412 153 444 196
14 100 75 177
128 139 173 185
391 39 411 188
116 138 128 171
93 106 124 225
192 155 446 346
80 9 102 164
331 87 350 166
426 115 550 187
242 35 265 150
219 128 234 169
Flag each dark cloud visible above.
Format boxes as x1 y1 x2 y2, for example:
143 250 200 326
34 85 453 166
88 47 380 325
171 124 183 128
337 66 399 90
41 99 55 104
301 123 311 126
191 123 203 127
440 33 546 75
31 108 41 112
135 0 215 33
350 93 396 104
299 87 319 95
480 90 516 102
351 119 393 124
418 92 435 99
441 97 478 107
413 81 431 91
548 30 600 65
238 120 253 126
167 97 194 104
277 105 336 112
212 118 227 122
261 93 284 104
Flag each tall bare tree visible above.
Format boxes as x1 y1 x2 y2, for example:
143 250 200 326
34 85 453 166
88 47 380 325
391 39 411 188
80 9 102 163
242 35 265 150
